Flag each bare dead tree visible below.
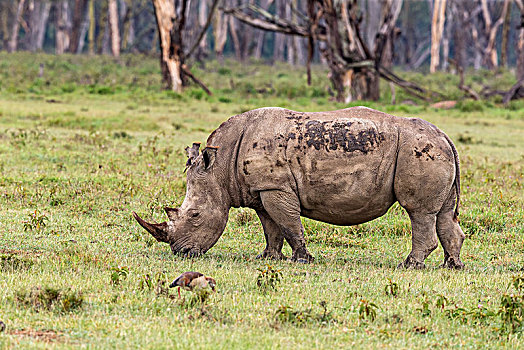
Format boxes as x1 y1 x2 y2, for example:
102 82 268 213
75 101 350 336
26 0 51 52
108 0 120 57
152 0 219 94
55 0 71 54
500 0 512 67
88 0 95 54
430 0 446 72
516 0 524 80
7 0 25 53
213 1 229 63
503 0 524 105
480 0 510 69
70 0 88 53
225 0 435 102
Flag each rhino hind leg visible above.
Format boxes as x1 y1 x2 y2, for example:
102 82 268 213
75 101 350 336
259 190 314 263
397 212 439 269
436 197 465 269
255 210 287 260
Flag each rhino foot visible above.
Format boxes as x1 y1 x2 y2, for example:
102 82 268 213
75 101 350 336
291 251 314 264
397 256 426 269
440 256 465 270
256 250 287 260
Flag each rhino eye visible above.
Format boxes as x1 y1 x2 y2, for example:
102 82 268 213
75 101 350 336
191 212 200 218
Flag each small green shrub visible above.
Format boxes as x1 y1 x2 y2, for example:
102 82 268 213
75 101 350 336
217 67 231 75
274 305 312 325
60 84 76 93
218 96 232 103
23 209 49 233
188 89 204 100
88 85 114 95
358 299 378 322
310 87 327 98
384 279 399 297
15 286 83 313
498 276 524 334
256 264 282 291
110 266 129 286
456 100 485 112
0 254 34 272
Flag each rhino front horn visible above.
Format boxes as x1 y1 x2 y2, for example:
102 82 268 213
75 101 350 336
132 212 169 243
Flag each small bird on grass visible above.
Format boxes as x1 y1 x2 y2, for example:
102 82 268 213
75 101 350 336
169 272 216 299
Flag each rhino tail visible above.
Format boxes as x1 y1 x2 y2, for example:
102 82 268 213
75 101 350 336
443 133 460 222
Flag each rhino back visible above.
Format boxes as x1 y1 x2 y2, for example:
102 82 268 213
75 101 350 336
234 107 401 224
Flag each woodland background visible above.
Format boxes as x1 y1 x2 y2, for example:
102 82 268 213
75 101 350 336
1 0 523 103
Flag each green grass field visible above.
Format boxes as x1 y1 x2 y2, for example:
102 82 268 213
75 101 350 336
0 52 523 348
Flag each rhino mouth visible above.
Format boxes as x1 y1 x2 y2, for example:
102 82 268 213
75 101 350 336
170 244 205 257
170 242 208 258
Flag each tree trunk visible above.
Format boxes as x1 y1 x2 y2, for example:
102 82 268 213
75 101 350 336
121 0 135 50
365 0 381 51
8 0 26 53
252 0 272 59
1 2 10 49
273 0 286 62
108 0 120 57
213 6 228 63
401 0 413 66
240 0 254 60
76 5 90 53
55 0 71 54
28 0 51 52
430 0 447 73
500 0 511 67
196 0 208 60
451 0 465 70
286 1 297 65
518 1 524 80
88 0 95 55
374 0 403 69
441 4 452 71
96 1 108 54
70 0 88 53
228 15 242 60
151 0 185 92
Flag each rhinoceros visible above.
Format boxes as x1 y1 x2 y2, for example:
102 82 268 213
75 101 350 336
133 107 465 269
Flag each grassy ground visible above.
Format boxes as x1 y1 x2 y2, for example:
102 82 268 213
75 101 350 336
0 52 523 349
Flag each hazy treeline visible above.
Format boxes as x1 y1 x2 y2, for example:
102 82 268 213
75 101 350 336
0 0 522 70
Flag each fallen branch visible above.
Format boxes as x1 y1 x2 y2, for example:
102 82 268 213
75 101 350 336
181 65 212 96
503 79 524 106
223 7 309 36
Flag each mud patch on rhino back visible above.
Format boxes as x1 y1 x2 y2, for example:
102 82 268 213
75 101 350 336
297 118 384 154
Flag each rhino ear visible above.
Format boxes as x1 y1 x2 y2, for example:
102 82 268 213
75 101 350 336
185 142 201 169
202 146 218 170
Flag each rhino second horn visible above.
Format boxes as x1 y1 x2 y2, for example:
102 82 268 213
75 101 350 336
164 207 179 221
132 212 169 243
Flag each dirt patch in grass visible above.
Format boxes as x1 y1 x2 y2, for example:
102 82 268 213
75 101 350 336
8 329 63 343
0 249 42 257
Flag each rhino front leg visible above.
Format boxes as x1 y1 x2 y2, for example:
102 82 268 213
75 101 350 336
255 210 287 260
398 212 438 269
259 190 314 263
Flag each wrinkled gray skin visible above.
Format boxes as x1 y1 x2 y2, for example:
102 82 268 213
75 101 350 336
134 107 465 269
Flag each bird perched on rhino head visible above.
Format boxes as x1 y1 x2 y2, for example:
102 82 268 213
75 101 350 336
170 271 216 300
